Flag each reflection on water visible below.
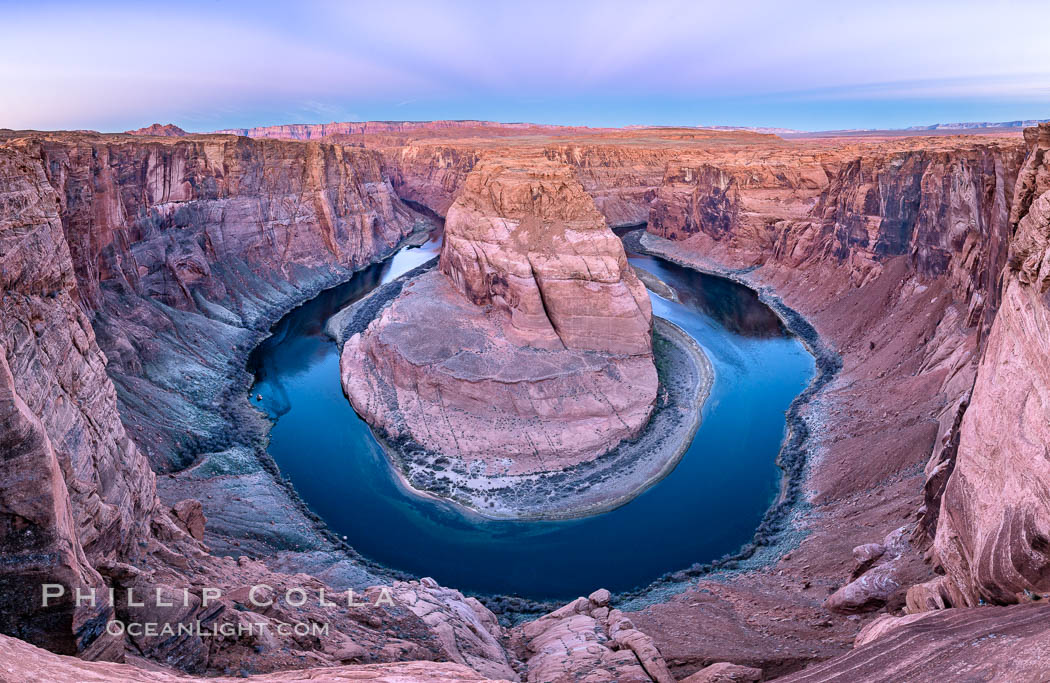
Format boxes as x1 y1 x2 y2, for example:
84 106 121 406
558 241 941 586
630 253 785 338
248 229 814 599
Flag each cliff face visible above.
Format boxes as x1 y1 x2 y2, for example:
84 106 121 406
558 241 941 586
215 119 569 140
0 144 155 656
648 145 1018 316
377 130 782 229
387 143 482 215
29 134 420 469
909 124 1050 610
342 157 657 474
543 144 671 227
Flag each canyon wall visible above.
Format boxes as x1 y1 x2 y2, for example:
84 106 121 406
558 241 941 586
30 133 421 469
908 123 1050 610
648 144 1017 318
0 133 479 672
629 135 1028 674
378 131 781 228
0 144 144 657
645 140 1023 506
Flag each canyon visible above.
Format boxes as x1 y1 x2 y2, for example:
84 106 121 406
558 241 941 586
0 118 1048 682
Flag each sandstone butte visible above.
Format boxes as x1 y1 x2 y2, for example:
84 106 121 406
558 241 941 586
1 119 1050 681
342 156 657 474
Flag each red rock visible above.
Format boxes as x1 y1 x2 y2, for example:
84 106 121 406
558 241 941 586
512 593 672 683
777 603 1050 682
825 527 910 614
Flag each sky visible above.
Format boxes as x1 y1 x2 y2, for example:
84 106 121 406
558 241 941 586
2 0 1049 132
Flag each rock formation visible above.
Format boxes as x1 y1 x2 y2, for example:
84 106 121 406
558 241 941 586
777 602 1050 681
510 589 674 683
0 631 505 682
124 123 188 137
908 123 1050 611
342 157 656 474
0 143 156 657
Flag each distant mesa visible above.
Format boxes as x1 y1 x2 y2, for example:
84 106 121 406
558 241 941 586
124 123 187 137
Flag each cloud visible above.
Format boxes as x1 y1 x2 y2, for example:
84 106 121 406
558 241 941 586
1 0 1047 131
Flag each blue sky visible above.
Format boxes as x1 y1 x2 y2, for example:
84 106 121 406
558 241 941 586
2 0 1048 132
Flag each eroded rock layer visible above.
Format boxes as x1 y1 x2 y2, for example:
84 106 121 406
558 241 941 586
343 157 656 473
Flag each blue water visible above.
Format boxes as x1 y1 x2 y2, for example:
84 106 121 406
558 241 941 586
248 234 814 599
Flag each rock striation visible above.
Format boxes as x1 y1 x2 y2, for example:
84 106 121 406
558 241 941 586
0 143 156 657
779 602 1050 682
342 157 657 475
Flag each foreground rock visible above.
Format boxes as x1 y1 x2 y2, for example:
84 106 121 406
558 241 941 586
0 632 504 682
343 157 656 475
680 662 762 682
825 527 912 614
779 603 1050 681
511 589 674 683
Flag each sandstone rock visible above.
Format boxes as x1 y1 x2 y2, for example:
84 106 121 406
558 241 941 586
343 157 657 474
0 144 147 656
171 499 205 541
440 158 653 355
826 527 909 614
910 123 1050 611
588 588 611 608
680 662 762 682
514 596 672 683
0 632 503 682
778 603 1050 682
851 543 886 577
385 579 518 681
125 123 187 137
